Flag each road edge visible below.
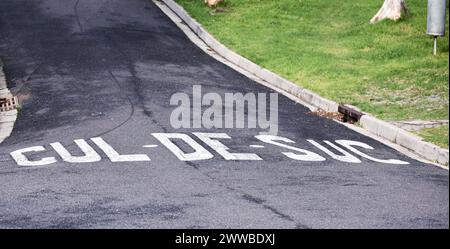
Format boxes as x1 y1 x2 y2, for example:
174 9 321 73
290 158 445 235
0 58 18 144
154 0 449 169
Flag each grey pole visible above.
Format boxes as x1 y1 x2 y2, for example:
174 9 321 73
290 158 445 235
427 0 447 55
433 36 438 56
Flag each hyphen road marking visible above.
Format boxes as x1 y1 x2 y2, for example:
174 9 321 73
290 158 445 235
143 145 158 148
9 132 410 167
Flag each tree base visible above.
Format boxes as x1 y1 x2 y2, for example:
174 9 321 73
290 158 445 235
205 0 224 8
370 0 408 24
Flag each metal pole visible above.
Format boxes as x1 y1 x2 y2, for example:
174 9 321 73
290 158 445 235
427 0 446 55
433 36 438 55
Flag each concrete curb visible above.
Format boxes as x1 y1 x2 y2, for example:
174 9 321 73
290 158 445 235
157 0 448 167
360 115 449 166
390 120 449 132
0 58 17 144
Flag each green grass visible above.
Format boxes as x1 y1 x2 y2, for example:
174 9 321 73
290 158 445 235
175 0 449 122
415 125 449 149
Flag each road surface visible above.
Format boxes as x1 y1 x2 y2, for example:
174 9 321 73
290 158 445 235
0 0 448 228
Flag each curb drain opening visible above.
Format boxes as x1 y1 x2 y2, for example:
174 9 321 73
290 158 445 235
308 105 364 124
0 95 19 112
338 105 363 124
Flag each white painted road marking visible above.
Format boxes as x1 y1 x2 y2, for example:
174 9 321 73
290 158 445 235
335 140 410 165
152 133 214 161
10 146 57 167
51 139 101 163
91 137 151 162
9 132 410 166
255 135 326 162
143 145 158 148
307 140 361 163
193 133 262 161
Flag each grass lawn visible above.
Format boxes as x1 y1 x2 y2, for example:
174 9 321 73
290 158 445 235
175 0 449 123
415 125 449 149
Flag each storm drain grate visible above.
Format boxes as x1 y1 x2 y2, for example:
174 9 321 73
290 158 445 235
0 95 19 112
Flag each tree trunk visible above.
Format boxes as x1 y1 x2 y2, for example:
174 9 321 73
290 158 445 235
205 0 223 8
370 0 408 24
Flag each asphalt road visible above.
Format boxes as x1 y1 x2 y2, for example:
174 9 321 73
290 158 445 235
0 0 448 229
